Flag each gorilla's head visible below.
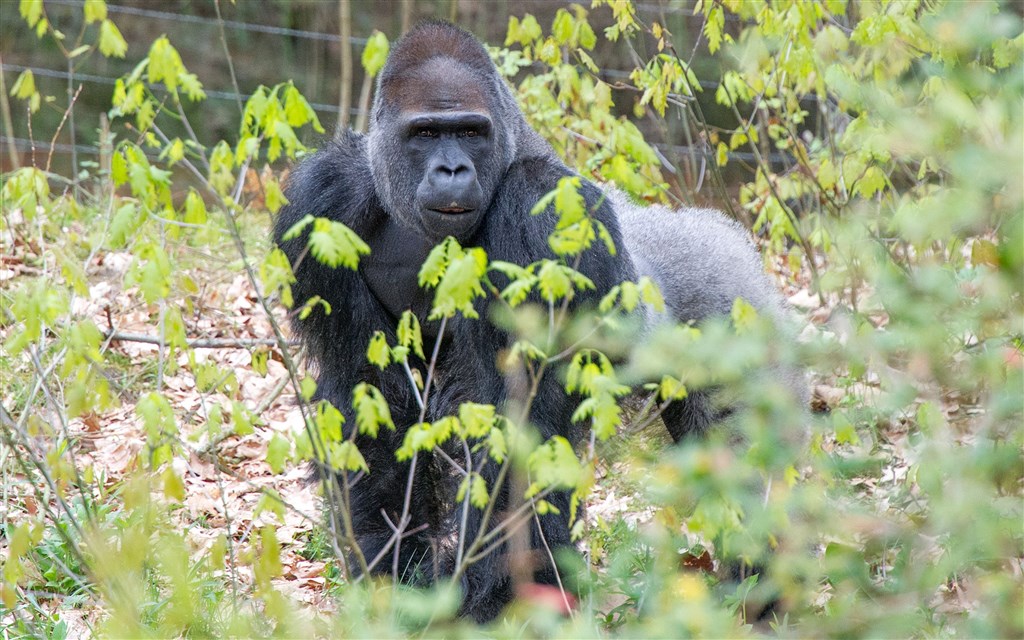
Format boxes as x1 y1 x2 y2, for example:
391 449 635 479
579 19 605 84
367 22 547 243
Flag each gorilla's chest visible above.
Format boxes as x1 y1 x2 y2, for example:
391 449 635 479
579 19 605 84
359 219 439 336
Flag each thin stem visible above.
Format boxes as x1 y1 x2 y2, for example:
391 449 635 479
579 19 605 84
337 0 352 131
401 359 425 411
213 0 244 117
392 315 448 580
0 53 19 169
66 58 77 186
531 509 573 619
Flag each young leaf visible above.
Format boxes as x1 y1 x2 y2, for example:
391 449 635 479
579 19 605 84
352 383 395 438
99 19 127 58
83 0 106 23
366 331 391 369
362 31 390 77
397 310 425 360
307 218 371 269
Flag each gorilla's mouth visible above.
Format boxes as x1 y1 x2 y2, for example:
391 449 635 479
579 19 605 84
432 206 474 215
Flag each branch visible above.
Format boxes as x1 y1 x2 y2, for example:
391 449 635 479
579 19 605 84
102 330 295 349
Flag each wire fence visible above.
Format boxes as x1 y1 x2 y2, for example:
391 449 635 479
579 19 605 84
1 62 353 117
46 0 369 45
3 1 784 166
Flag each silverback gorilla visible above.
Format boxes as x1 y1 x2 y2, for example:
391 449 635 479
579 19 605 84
274 21 803 622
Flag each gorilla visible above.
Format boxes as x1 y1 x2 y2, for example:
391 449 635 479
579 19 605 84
274 21 803 622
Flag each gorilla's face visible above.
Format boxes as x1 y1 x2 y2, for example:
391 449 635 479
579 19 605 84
370 55 514 244
402 109 491 242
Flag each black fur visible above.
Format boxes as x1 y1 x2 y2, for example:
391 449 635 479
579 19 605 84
274 21 803 622
276 126 631 620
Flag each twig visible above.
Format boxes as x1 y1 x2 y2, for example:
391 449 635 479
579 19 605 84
337 0 352 131
532 508 573 619
253 349 303 415
454 439 474 569
103 330 296 349
392 315 448 580
46 84 83 175
65 58 77 185
213 0 244 117
0 53 20 170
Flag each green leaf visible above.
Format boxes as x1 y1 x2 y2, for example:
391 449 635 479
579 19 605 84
469 473 489 509
459 403 496 439
183 189 207 224
366 331 391 369
487 427 507 463
137 392 176 442
299 376 317 401
456 472 491 509
307 218 371 270
397 310 425 360
110 149 127 185
282 214 313 241
552 9 573 45
314 400 344 442
108 202 141 248
83 0 106 23
19 0 43 28
162 466 185 502
283 83 321 130
264 177 289 214
352 383 395 438
971 239 999 268
251 348 270 377
147 37 183 91
658 375 688 401
638 276 666 312
854 165 887 199
99 19 127 58
160 138 184 165
536 260 593 303
525 436 583 498
68 44 91 59
265 434 290 473
832 412 860 445
208 141 235 195
703 5 724 54
418 236 456 288
730 298 759 333
362 31 390 77
337 442 370 471
10 70 40 113
428 247 488 320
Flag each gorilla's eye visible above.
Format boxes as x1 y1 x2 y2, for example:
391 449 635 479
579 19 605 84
460 129 478 138
416 128 436 138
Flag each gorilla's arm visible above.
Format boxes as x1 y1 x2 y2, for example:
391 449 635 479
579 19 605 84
274 133 435 573
274 133 422 411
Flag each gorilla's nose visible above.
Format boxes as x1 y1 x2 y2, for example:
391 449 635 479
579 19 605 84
430 161 475 191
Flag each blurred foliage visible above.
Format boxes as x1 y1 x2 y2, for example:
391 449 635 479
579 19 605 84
2 0 1022 638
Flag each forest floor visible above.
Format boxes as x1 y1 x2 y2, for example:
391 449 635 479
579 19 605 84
3 201 954 631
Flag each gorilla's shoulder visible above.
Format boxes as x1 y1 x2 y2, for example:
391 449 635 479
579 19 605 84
503 155 574 190
277 131 377 234
291 131 370 187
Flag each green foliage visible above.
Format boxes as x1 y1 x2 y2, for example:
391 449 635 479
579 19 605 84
282 214 370 270
362 30 390 76
496 7 668 201
9 69 40 113
566 350 631 440
418 237 489 319
2 1 1021 637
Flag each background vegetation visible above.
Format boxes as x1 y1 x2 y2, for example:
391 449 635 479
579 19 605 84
2 0 1021 637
